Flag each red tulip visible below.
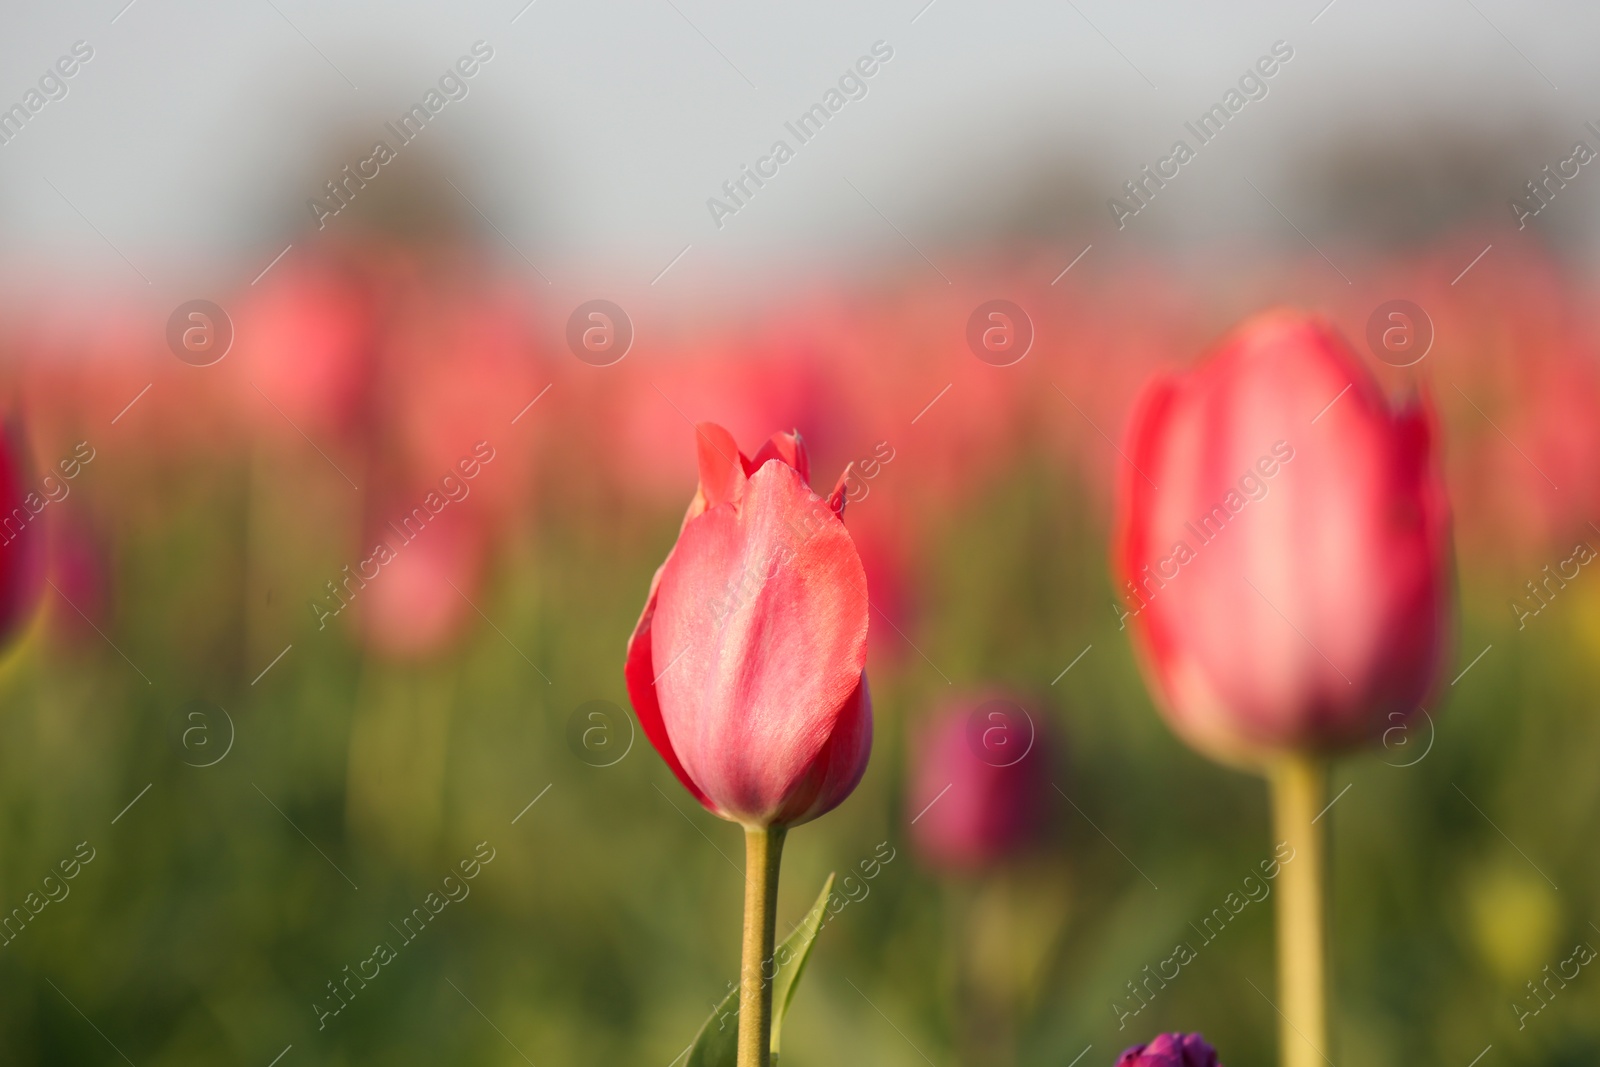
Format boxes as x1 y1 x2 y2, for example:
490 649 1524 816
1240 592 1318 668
907 696 1050 871
0 421 48 651
1114 309 1452 763
625 423 871 828
1115 1032 1221 1067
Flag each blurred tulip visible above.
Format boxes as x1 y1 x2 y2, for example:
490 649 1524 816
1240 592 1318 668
350 267 539 660
907 697 1050 871
357 515 484 659
233 250 379 442
46 517 108 648
0 421 47 652
626 423 871 829
1449 338 1600 566
1114 309 1453 763
368 268 540 514
1114 309 1454 1067
1114 1032 1220 1067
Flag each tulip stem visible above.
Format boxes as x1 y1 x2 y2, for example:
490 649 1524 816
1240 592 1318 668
738 824 786 1067
1269 752 1328 1067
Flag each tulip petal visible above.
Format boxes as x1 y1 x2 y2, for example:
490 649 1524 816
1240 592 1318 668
653 461 869 826
694 422 746 513
750 430 810 485
625 562 718 812
770 672 871 826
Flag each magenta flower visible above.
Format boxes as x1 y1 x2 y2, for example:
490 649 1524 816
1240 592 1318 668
907 696 1050 871
1115 1032 1221 1067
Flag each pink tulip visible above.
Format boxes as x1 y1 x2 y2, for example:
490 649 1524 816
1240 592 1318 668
357 514 484 659
233 251 378 442
907 697 1050 871
1113 309 1452 763
625 423 872 828
1114 1032 1220 1067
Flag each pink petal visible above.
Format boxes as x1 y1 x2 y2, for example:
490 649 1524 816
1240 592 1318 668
769 672 871 826
749 430 810 486
625 562 719 812
693 422 746 514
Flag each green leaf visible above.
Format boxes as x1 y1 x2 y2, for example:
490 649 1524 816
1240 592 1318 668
769 872 834 1054
684 873 836 1067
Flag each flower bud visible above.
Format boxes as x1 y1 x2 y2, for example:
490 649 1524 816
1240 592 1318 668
1113 310 1453 764
626 424 871 828
1114 1031 1221 1067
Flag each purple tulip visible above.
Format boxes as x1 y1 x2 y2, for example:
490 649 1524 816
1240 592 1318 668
1114 1032 1221 1067
906 695 1050 871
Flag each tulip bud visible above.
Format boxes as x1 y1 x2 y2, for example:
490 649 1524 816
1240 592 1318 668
1113 310 1452 765
907 697 1050 871
1114 1032 1221 1067
626 423 871 828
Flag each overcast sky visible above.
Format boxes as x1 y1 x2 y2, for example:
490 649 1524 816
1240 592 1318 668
0 0 1593 298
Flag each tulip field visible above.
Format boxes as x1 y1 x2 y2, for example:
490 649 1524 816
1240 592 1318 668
0 232 1592 1067
4 5 1600 1065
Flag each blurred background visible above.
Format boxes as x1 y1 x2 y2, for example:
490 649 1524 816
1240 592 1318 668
0 0 1598 1064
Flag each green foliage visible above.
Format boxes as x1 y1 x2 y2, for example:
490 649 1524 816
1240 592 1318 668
686 874 834 1067
4 451 1596 1066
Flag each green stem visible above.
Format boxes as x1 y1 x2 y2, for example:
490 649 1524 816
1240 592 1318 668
737 825 786 1067
1269 753 1328 1067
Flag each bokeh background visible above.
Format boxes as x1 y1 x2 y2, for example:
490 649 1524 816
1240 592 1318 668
1 1 1598 1064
